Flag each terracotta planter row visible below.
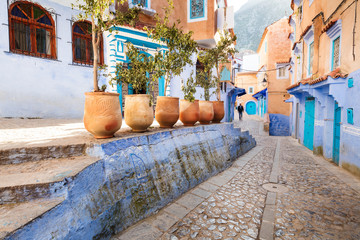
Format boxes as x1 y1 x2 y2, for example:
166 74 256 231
84 92 224 139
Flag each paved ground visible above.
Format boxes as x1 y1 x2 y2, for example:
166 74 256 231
112 116 360 240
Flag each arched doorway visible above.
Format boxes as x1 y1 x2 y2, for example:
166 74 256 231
246 101 257 115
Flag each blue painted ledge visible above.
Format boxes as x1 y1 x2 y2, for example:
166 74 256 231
7 123 256 240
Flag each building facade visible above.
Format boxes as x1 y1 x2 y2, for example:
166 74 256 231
0 0 235 118
287 0 360 175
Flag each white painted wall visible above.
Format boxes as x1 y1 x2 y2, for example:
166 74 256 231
0 0 107 118
241 54 259 72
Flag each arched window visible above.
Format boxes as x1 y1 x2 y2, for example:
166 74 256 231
72 21 104 65
9 1 56 59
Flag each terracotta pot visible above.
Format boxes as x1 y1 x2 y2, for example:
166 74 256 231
155 96 179 128
124 94 154 132
212 101 225 123
199 101 214 124
83 92 122 139
179 99 199 126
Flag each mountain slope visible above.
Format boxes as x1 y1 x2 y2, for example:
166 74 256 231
234 0 292 55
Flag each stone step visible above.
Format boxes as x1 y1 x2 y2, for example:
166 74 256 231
0 197 65 239
0 156 99 204
0 144 87 165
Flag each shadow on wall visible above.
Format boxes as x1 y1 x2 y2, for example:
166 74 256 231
269 113 290 136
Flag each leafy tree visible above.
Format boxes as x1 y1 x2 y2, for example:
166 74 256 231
145 0 198 96
72 0 140 92
181 71 197 102
196 51 216 101
198 31 237 101
112 43 159 95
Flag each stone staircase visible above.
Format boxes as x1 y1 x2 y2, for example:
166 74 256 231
0 145 98 239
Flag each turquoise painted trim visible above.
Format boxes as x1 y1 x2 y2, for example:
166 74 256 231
333 102 341 164
158 76 165 97
113 35 165 50
348 78 354 88
347 108 354 125
304 97 315 151
117 83 123 112
109 54 125 59
111 26 149 38
331 36 340 71
190 0 205 19
220 68 231 81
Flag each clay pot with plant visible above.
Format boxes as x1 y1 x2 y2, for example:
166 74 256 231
179 71 199 126
211 30 238 123
148 0 198 128
112 44 156 132
73 0 140 138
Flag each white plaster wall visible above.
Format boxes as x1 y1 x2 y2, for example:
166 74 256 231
170 53 218 101
0 0 107 118
242 54 259 72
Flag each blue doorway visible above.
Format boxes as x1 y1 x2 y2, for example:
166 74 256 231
304 97 315 151
332 101 341 165
246 101 256 115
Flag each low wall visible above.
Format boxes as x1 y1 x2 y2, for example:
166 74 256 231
7 123 256 239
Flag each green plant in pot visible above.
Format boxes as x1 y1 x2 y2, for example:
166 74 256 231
146 0 198 128
179 71 199 126
73 0 140 138
210 30 238 123
196 49 217 124
112 43 158 132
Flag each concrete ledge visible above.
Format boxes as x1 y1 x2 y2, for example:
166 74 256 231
5 123 256 240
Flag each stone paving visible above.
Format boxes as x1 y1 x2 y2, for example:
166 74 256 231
112 116 360 240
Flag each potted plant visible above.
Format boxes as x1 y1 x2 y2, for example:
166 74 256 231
73 0 140 138
112 44 156 132
179 71 199 126
211 30 237 123
147 0 198 128
196 50 216 124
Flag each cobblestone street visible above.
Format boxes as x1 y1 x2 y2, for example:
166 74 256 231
113 117 360 240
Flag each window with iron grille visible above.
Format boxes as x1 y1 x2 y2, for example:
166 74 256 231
9 1 56 59
72 21 104 65
132 0 148 7
191 0 204 19
308 42 314 75
332 37 340 70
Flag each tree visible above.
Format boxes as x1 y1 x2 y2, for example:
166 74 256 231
145 0 198 96
72 0 140 91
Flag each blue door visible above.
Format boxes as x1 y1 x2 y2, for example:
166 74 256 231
246 101 256 115
332 101 341 165
304 97 315 151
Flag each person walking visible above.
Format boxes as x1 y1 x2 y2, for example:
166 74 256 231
237 103 244 120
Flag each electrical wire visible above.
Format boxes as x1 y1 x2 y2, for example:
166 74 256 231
237 64 291 73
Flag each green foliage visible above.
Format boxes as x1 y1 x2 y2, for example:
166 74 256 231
112 43 156 95
72 0 140 91
145 0 198 95
182 71 197 102
197 30 237 100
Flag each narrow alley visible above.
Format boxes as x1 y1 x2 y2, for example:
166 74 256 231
113 116 360 240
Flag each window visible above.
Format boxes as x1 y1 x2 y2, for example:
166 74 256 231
72 21 104 65
191 0 205 19
277 63 289 79
9 1 56 59
332 37 340 70
132 0 148 8
308 42 314 76
248 87 254 94
298 5 303 21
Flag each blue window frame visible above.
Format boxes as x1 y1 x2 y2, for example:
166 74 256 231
190 0 205 19
308 41 314 76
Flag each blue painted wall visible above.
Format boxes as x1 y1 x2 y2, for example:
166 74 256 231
7 124 256 239
269 114 290 136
